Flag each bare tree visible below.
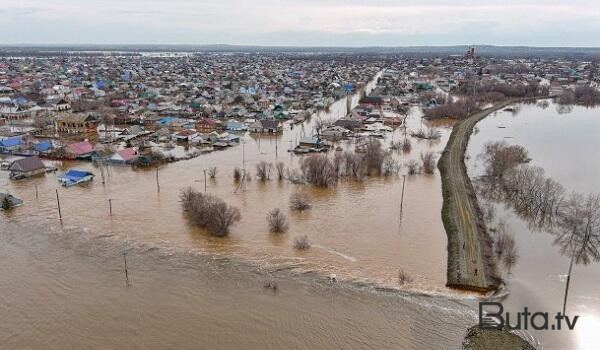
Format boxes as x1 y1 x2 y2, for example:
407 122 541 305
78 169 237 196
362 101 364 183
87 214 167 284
554 193 600 315
401 138 412 153
364 139 386 175
481 141 529 178
275 162 286 180
208 166 218 179
300 154 338 187
233 167 242 182
382 154 400 176
267 208 288 233
256 161 273 181
406 160 421 175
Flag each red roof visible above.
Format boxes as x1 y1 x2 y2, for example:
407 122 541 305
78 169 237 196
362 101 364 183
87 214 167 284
116 148 138 161
67 141 94 155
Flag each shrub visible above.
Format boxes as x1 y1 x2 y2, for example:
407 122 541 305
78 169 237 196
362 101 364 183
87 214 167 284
421 152 437 174
410 128 441 140
256 161 273 181
290 192 311 211
267 208 288 233
382 154 400 176
401 138 412 153
208 166 218 179
233 167 242 182
398 270 413 285
406 160 421 175
275 162 286 180
423 98 479 120
293 235 311 250
179 187 241 236
300 154 338 187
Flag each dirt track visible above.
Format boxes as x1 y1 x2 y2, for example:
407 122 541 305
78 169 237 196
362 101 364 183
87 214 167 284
438 101 517 292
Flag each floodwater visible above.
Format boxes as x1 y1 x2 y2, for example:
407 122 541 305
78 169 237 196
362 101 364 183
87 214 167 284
0 78 483 348
466 100 600 350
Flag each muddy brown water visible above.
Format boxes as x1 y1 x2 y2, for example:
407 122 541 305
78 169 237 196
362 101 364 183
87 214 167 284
466 100 600 350
0 83 487 348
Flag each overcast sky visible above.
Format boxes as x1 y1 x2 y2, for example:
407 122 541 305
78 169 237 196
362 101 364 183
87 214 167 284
2 0 600 46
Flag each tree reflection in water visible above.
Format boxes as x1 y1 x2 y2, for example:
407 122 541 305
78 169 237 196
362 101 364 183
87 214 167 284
475 141 600 315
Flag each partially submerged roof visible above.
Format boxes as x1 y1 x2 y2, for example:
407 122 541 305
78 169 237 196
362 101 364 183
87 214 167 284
9 156 45 172
67 141 94 155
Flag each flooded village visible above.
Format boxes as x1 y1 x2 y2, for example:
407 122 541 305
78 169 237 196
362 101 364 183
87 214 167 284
2 47 600 349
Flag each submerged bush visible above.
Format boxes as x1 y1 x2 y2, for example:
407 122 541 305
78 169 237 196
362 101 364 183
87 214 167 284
256 161 273 181
398 269 413 285
267 208 288 233
300 154 338 187
180 187 241 236
293 235 311 250
420 152 437 174
290 192 311 211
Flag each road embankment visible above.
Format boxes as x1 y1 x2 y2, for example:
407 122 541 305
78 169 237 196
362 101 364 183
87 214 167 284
438 100 518 292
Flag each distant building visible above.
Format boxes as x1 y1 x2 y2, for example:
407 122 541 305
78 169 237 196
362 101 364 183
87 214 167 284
55 114 97 134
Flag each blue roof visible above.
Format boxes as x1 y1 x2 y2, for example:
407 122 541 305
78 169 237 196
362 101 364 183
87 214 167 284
59 170 93 183
157 117 176 124
35 140 53 152
65 170 92 178
0 137 22 148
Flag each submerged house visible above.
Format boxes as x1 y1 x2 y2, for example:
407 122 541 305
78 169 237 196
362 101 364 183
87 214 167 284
58 170 94 187
64 141 95 159
226 120 247 131
249 119 282 133
109 148 139 164
299 136 323 147
0 192 23 209
34 140 54 154
8 156 46 179
0 137 23 152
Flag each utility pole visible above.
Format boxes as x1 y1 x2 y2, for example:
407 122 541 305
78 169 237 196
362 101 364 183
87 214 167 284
242 140 246 171
156 166 160 193
108 198 113 216
123 249 130 288
400 175 407 212
55 189 62 221
203 169 207 193
100 163 106 185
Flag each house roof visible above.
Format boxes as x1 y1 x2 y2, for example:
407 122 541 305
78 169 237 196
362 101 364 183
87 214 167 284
0 137 22 147
9 156 45 172
260 119 280 129
35 140 53 152
67 141 94 155
115 148 138 161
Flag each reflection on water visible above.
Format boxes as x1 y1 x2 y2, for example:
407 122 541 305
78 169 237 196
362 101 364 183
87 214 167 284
467 100 600 350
